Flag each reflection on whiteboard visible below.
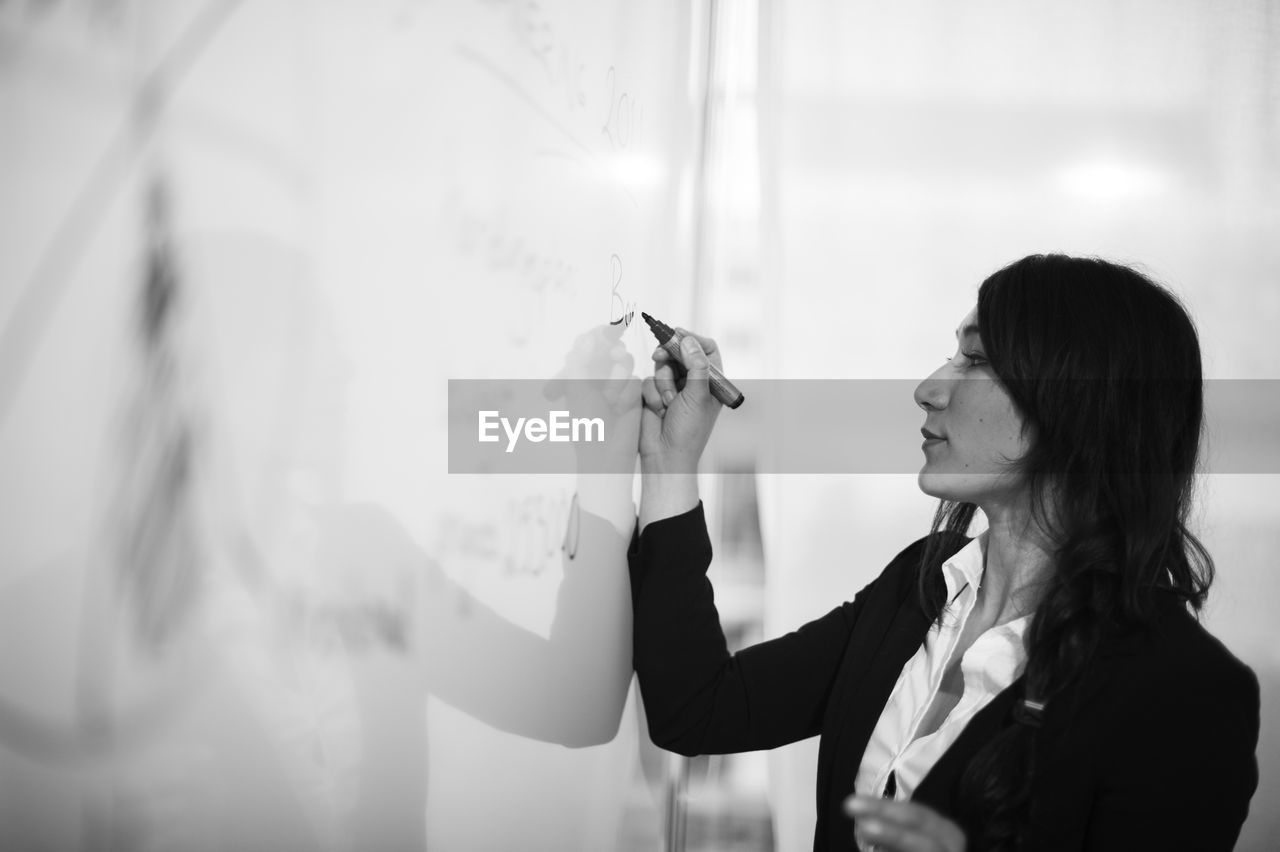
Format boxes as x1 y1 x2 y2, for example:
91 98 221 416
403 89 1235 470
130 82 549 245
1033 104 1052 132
0 1 704 849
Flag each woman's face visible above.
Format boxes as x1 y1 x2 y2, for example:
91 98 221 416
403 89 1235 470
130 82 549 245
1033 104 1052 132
913 307 1032 511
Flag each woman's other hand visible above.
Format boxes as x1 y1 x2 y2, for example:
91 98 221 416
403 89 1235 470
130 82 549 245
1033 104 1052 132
639 329 723 474
844 795 967 852
543 323 642 533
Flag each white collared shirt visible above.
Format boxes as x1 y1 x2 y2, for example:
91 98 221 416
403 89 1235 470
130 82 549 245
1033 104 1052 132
854 531 1031 801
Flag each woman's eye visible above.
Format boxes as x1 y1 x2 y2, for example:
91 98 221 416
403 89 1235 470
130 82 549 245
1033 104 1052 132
947 352 987 368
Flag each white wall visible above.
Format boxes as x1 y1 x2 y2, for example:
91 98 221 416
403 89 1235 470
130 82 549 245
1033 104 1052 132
753 2 1279 849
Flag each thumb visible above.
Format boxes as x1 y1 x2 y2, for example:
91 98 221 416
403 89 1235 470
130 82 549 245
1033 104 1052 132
679 334 711 401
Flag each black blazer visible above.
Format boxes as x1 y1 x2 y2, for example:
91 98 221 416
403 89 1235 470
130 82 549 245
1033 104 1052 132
628 503 1260 851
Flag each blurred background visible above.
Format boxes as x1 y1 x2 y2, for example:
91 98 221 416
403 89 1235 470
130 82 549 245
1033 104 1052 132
0 1 1275 850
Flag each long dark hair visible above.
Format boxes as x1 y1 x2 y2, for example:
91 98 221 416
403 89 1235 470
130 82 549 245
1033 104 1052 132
915 254 1214 849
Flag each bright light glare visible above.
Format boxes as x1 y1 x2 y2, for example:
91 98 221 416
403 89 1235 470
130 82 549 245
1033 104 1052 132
1053 159 1175 201
606 152 666 191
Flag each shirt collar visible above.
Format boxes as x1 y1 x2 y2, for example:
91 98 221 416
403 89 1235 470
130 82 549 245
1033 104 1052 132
940 529 987 601
941 530 1034 642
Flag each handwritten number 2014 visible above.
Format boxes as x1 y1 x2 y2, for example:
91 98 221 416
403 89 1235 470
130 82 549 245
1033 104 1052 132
601 66 638 149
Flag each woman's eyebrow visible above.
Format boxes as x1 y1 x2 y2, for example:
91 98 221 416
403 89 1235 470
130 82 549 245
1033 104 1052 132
954 323 981 340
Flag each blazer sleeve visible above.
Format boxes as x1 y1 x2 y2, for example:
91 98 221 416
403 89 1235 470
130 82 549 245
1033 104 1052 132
628 502 878 756
1083 648 1260 851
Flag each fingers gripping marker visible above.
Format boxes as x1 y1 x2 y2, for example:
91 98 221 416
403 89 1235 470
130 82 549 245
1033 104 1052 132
640 312 745 409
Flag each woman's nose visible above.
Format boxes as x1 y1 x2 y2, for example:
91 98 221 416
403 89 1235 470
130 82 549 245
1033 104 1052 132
914 366 950 411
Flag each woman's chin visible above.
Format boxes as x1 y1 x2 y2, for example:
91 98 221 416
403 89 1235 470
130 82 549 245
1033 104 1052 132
917 470 969 502
917 470 947 499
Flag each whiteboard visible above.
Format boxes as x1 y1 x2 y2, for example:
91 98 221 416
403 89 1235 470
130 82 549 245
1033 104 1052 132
0 1 705 849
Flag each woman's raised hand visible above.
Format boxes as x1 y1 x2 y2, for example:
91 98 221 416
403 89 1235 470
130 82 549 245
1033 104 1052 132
639 329 724 475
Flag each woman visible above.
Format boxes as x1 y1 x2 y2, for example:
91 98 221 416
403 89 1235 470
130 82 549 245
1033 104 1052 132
629 254 1259 851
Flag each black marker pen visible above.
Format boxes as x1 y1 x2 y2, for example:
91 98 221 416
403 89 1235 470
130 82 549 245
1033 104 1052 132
641 312 745 409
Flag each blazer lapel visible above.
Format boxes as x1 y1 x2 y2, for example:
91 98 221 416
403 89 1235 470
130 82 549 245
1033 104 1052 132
814 534 971 849
817 592 934 839
911 632 1134 828
911 675 1024 811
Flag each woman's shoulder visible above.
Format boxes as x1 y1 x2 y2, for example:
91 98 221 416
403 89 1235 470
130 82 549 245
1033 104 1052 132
1114 594 1251 669
1042 596 1260 788
1097 593 1259 714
